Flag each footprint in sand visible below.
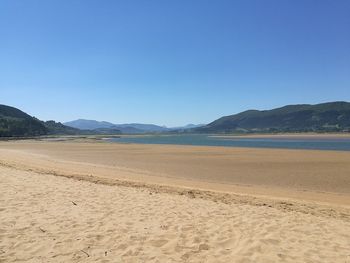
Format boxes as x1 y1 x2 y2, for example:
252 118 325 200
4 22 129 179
218 238 236 249
198 243 210 251
150 239 168 247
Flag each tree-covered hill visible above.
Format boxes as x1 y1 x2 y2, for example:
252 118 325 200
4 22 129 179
44 120 83 135
0 104 85 137
0 105 48 137
196 101 350 133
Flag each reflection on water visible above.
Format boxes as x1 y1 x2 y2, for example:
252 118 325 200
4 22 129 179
107 134 350 151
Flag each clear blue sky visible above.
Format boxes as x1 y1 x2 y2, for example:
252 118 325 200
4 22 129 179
1 0 349 126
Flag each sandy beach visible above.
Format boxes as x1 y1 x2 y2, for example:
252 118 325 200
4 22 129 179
1 140 350 262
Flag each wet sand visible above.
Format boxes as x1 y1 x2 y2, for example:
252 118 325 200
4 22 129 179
0 140 350 204
0 140 350 262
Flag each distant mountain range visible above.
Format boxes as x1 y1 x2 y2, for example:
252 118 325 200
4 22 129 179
196 101 350 133
0 104 204 137
64 119 204 133
1 101 350 137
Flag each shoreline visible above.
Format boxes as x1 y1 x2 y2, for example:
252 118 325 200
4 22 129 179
210 133 350 139
0 140 350 207
1 140 350 262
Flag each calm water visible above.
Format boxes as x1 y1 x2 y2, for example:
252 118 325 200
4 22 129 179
107 134 350 151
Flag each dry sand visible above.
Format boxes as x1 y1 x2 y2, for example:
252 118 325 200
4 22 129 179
0 140 350 262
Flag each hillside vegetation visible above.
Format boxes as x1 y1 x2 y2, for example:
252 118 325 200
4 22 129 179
0 105 47 137
0 105 82 137
2 102 350 137
196 102 350 133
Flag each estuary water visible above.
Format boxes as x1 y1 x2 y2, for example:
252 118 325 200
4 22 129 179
107 134 350 151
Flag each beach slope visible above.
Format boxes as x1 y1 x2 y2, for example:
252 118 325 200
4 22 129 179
0 140 350 262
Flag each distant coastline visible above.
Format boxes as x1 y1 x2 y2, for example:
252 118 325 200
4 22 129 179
2 101 350 137
210 132 350 139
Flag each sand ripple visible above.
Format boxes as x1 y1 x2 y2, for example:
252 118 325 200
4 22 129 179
0 167 349 262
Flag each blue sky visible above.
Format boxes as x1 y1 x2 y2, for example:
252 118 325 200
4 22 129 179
1 0 349 126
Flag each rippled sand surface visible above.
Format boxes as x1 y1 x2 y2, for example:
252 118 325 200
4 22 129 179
0 140 350 262
1 167 349 263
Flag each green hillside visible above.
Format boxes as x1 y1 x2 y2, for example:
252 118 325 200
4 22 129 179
0 104 82 137
196 101 350 133
44 120 83 135
0 105 48 137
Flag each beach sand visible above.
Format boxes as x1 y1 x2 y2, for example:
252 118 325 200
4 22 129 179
0 140 350 262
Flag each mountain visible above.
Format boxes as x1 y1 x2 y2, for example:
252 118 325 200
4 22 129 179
44 120 83 135
113 126 144 134
0 104 94 137
4 101 350 136
0 104 48 137
64 119 204 133
91 128 122 135
63 119 115 130
196 101 350 133
64 119 167 133
115 123 168 132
